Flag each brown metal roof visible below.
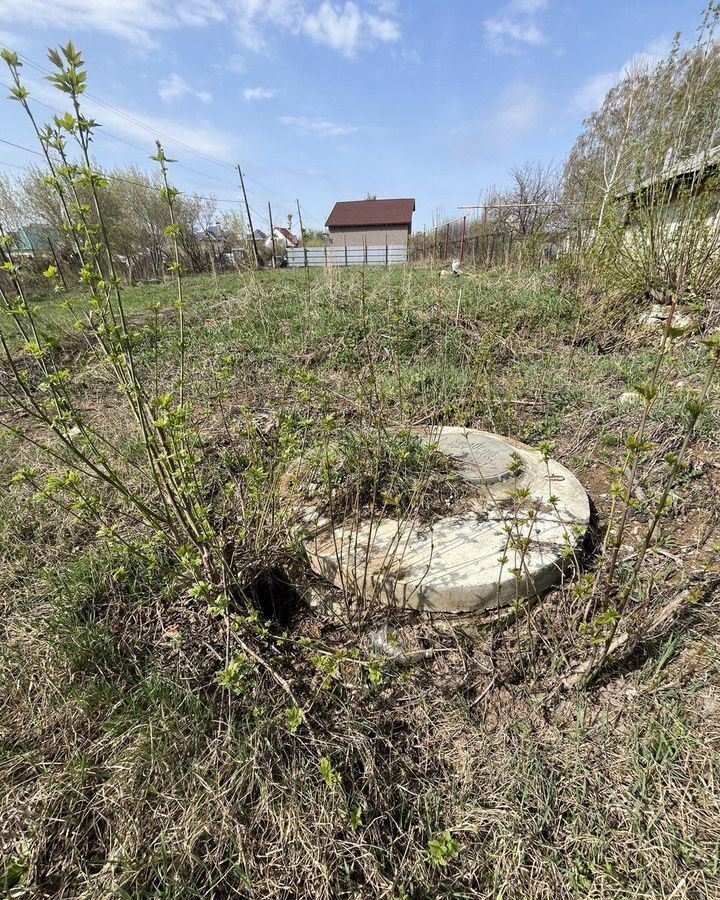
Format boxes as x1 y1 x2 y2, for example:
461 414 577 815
275 226 300 247
326 198 415 228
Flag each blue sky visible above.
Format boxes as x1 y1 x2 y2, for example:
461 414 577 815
0 0 706 235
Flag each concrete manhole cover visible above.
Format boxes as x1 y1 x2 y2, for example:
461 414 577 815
430 429 515 485
298 427 591 613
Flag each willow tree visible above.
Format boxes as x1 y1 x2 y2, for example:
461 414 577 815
564 2 720 298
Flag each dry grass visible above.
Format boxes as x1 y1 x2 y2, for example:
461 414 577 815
1 266 719 899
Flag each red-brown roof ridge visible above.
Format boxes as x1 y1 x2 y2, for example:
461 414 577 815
326 198 415 228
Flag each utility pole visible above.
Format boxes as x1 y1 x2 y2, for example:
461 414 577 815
296 198 308 267
267 201 277 269
237 164 260 267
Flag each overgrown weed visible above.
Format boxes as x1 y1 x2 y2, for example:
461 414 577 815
1 36 720 900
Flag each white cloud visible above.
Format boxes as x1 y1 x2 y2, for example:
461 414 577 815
232 0 290 50
298 1 399 56
449 82 543 159
571 35 671 116
264 0 400 58
0 0 224 46
159 73 212 105
513 0 547 12
629 36 672 72
279 115 359 137
89 103 235 159
371 0 399 13
244 86 275 101
27 77 237 160
571 72 616 116
485 18 544 47
0 0 401 56
225 55 246 74
484 0 548 53
366 13 401 43
303 2 363 55
0 28 20 47
491 82 543 136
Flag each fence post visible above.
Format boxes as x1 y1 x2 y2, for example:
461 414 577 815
443 223 450 260
344 237 348 267
324 243 328 267
364 237 367 267
459 215 467 263
385 234 389 268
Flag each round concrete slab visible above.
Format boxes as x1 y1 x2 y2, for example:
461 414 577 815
429 429 515 485
300 428 591 613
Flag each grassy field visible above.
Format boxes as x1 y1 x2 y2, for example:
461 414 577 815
2 265 720 899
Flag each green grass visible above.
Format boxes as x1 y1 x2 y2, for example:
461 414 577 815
1 265 719 899
17 265 710 437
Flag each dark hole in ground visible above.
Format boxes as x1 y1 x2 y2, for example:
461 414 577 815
247 568 301 626
582 495 603 566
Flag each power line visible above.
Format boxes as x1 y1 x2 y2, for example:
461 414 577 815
0 136 248 205
15 52 319 224
3 55 308 230
18 53 237 175
0 158 27 171
2 76 242 194
1 81 271 223
0 137 43 157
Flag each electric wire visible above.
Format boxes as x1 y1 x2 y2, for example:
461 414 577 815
2 54 321 230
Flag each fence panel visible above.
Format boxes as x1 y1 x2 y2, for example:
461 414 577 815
286 244 407 268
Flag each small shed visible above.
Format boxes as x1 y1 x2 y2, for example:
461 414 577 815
617 145 720 227
9 224 62 256
326 198 415 247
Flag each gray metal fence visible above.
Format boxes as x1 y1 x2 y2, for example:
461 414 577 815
286 244 407 268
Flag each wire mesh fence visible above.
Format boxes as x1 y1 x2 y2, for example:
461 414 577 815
408 209 578 268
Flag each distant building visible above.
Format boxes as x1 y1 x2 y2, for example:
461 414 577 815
617 145 720 230
9 224 62 256
201 222 232 250
326 198 415 247
274 226 300 247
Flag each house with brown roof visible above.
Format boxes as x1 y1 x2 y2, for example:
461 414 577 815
274 226 300 247
326 198 415 247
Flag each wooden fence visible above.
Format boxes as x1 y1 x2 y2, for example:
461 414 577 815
286 244 407 268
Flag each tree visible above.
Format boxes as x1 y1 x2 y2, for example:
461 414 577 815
0 173 23 231
14 163 219 281
564 12 720 233
505 160 561 237
563 3 720 297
